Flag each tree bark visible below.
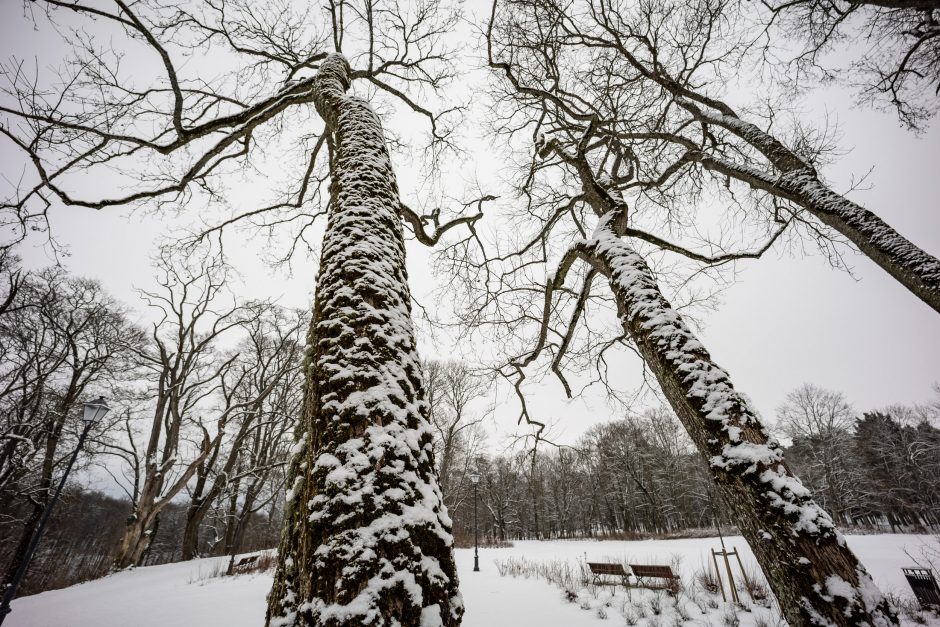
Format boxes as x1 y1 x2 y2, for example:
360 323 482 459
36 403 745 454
181 499 208 561
266 54 462 627
779 170 940 314
112 512 155 570
574 209 896 626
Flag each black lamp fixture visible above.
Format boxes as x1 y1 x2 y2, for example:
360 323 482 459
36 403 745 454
0 397 111 626
469 470 481 572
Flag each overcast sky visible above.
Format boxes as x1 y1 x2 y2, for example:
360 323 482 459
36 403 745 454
2 1 939 452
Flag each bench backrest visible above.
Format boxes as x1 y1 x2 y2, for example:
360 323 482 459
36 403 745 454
235 556 260 567
630 564 676 579
587 562 627 576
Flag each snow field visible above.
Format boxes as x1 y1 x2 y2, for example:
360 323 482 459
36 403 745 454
7 534 938 626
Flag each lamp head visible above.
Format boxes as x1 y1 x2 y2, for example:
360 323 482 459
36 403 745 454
82 397 111 425
469 471 481 485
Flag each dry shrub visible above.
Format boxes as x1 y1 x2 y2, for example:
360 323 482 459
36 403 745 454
721 604 741 627
738 566 770 604
623 606 640 625
188 559 228 583
192 549 278 580
649 592 664 615
696 565 721 595
493 556 582 591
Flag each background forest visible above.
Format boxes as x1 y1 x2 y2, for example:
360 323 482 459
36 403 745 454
1 250 937 595
0 0 939 624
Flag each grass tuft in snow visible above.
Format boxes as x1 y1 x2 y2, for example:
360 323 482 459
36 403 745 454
738 565 771 605
493 553 787 627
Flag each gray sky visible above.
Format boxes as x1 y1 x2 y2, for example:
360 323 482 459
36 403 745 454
2 1 939 453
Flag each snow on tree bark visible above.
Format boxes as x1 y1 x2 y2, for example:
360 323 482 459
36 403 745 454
265 54 462 627
575 208 896 626
677 97 940 315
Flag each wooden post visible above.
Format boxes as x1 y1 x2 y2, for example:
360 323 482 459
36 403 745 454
712 549 727 602
723 548 740 604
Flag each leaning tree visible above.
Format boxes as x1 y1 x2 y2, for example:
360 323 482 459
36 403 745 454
483 0 940 317
0 1 481 624
440 0 905 623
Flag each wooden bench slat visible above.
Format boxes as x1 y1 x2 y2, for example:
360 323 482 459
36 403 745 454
587 562 630 586
629 563 680 594
630 564 678 579
588 562 627 575
585 561 679 593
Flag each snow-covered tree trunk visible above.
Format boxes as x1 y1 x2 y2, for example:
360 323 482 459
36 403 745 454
265 54 462 627
576 209 895 626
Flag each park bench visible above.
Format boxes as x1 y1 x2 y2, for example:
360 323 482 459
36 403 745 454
629 564 681 595
904 567 940 609
232 555 259 573
587 562 630 587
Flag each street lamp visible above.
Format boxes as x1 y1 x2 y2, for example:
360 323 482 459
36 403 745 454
468 470 481 572
0 397 110 626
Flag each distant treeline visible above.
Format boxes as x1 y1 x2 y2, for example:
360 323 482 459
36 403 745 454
10 395 935 597
440 388 940 544
0 487 281 596
0 253 299 595
1 249 938 596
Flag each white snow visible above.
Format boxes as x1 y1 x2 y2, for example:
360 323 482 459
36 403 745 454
267 53 461 625
7 534 938 626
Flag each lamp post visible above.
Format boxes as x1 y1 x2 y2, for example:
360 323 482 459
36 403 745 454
0 397 110 626
468 470 480 572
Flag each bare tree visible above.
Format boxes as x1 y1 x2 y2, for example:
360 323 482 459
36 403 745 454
0 1 479 623
216 387 297 566
441 0 901 623
480 0 940 317
0 265 139 588
776 385 860 521
0 0 470 254
757 0 940 130
0 250 25 317
180 304 304 560
105 247 260 570
423 360 488 505
777 384 857 441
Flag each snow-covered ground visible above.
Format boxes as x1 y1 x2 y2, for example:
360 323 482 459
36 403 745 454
7 534 938 626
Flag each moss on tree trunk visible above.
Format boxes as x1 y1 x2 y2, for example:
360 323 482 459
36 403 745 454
266 54 462 627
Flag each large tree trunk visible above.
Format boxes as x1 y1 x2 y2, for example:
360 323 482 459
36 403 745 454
112 508 157 570
265 54 462 627
112 471 163 570
577 209 896 626
180 499 209 561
